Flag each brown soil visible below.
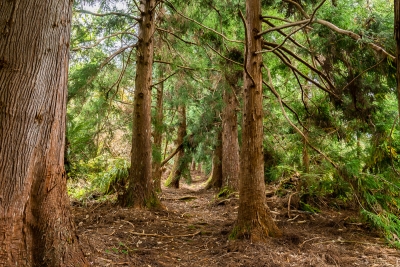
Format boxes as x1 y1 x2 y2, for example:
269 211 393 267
73 172 400 266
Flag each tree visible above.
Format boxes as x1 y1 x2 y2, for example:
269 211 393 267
0 1 88 266
165 105 191 188
233 0 281 240
120 0 161 208
222 68 241 192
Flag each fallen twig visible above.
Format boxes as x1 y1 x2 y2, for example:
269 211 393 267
129 230 201 238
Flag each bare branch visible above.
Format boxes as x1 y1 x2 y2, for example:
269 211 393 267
161 143 183 167
258 19 310 36
75 9 140 21
262 19 308 51
314 19 395 60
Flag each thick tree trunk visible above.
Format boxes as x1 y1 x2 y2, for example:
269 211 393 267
222 84 240 191
234 0 281 240
121 0 160 208
205 131 223 190
395 0 400 116
0 1 88 266
165 106 189 188
152 67 164 192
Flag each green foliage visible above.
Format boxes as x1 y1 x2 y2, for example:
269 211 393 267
91 158 129 194
361 210 400 248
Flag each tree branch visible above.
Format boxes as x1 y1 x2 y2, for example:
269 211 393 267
75 9 140 21
156 27 198 46
265 67 338 169
160 143 183 167
72 29 137 51
163 0 243 44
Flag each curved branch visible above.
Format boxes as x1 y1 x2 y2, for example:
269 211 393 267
156 27 198 46
270 48 340 99
258 19 310 36
314 19 395 61
72 28 137 51
75 9 140 21
262 41 335 90
277 0 395 60
265 67 338 169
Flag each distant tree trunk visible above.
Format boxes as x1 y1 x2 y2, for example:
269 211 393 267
234 0 281 240
191 159 196 171
302 88 310 173
395 0 400 116
120 0 160 208
0 1 88 266
222 84 240 191
165 106 189 188
206 131 223 189
152 66 164 192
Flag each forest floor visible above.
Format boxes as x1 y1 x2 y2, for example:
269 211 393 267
73 171 400 267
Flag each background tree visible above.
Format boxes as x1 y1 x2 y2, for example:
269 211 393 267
0 1 88 266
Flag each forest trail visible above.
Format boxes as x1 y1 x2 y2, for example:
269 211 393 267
74 172 400 267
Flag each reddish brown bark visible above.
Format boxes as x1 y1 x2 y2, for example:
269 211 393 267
234 0 281 240
221 85 240 191
120 0 160 208
0 1 88 266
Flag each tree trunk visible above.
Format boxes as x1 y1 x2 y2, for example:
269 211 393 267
120 0 160 208
206 131 223 190
152 67 164 192
0 1 88 266
165 106 189 188
234 0 281 240
222 84 240 191
302 87 310 173
395 0 400 116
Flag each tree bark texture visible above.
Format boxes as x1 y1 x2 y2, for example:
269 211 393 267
395 0 400 116
0 1 88 266
121 0 160 208
222 84 239 191
165 106 189 188
152 66 164 192
235 0 281 240
205 130 223 190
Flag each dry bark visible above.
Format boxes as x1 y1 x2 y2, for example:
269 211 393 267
234 0 281 240
121 0 160 208
0 1 88 266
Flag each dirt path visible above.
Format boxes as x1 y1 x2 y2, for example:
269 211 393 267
73 174 400 266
